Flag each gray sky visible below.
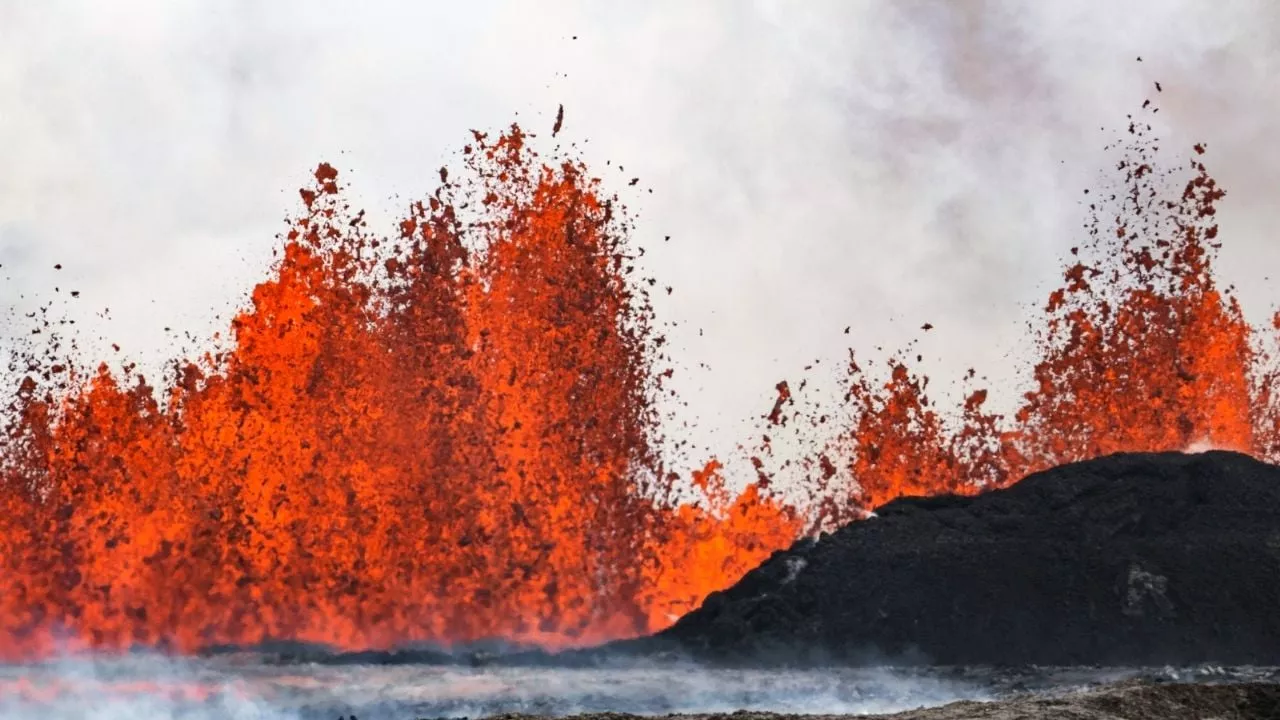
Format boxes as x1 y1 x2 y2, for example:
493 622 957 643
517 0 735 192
2 1 1279 471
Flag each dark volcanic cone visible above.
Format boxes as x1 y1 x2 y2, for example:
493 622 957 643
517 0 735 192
649 451 1280 666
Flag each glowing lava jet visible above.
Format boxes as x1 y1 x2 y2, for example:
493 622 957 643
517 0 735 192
1 105 1277 660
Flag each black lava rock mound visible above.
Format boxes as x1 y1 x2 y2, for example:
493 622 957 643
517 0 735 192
653 451 1280 666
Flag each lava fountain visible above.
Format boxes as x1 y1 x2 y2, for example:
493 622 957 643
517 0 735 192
776 107 1280 526
0 126 800 659
1 102 1278 661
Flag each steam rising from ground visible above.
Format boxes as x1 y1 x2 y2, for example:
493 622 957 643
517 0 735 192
0 656 988 719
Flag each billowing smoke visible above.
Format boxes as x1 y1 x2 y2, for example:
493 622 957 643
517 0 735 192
2 1 1278 462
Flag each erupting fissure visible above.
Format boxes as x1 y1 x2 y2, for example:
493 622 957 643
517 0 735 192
1 105 1277 660
783 114 1279 524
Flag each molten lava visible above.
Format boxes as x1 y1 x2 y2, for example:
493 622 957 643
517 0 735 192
800 111 1277 517
0 127 800 658
1 104 1277 660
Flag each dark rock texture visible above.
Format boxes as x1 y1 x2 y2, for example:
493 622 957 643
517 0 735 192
652 451 1280 666
489 681 1280 720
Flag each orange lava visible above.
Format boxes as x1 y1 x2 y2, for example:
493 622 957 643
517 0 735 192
0 126 800 659
801 109 1278 515
2 104 1278 660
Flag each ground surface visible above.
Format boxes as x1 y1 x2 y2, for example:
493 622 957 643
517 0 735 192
484 681 1280 720
647 451 1280 666
4 658 1276 719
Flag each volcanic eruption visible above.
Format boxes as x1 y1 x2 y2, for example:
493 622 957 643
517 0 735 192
0 126 801 659
1 99 1278 663
754 105 1279 533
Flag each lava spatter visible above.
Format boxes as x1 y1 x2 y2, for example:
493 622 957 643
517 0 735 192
3 102 1279 660
791 104 1277 517
0 126 796 659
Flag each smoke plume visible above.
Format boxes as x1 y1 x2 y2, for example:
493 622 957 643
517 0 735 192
3 1 1278 460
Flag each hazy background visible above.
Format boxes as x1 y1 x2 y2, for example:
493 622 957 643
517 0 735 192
2 0 1278 468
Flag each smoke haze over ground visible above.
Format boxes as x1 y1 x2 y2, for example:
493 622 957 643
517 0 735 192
2 1 1279 467
5 656 1278 720
0 655 990 719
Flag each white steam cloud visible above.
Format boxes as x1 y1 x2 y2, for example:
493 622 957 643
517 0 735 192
1 1 1278 463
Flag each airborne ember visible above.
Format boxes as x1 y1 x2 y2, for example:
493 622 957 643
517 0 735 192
1 102 1278 661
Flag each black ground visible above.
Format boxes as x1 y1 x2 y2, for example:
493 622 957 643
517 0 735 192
632 451 1280 666
479 681 1280 720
